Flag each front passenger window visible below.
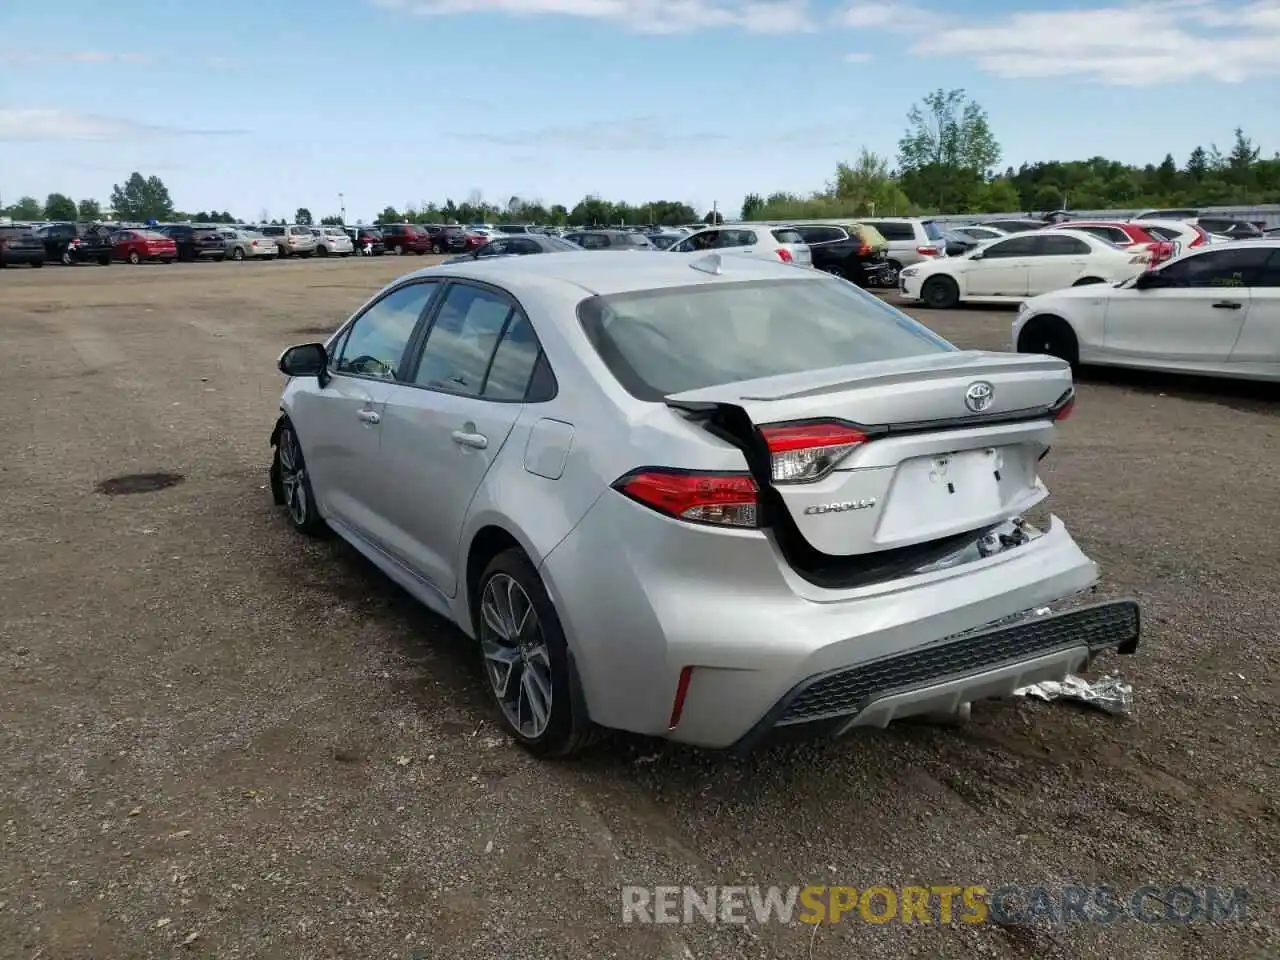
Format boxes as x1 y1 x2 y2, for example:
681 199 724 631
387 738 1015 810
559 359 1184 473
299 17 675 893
335 282 437 380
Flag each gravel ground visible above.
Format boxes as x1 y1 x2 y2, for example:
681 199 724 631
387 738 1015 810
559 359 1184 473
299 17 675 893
1 258 1276 959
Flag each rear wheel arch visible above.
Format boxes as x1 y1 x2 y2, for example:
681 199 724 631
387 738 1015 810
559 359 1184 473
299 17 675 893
1018 313 1080 367
464 525 528 637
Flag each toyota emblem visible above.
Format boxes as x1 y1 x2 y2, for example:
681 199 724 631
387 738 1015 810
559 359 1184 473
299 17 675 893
964 381 994 413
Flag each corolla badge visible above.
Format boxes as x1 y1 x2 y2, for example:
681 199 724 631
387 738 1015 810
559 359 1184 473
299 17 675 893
964 380 995 413
804 498 877 515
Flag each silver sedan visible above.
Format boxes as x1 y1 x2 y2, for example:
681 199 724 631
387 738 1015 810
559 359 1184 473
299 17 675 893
269 251 1140 755
220 228 279 260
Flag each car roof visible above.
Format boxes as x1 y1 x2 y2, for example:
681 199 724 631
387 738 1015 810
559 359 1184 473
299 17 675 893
401 249 813 297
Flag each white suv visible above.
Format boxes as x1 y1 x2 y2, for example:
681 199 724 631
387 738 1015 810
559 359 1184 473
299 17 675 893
668 224 811 266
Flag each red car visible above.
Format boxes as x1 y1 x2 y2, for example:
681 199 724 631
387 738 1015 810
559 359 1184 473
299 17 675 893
111 229 178 264
376 223 433 255
1042 220 1177 265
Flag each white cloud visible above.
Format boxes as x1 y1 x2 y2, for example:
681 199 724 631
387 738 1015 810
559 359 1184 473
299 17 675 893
370 0 816 33
0 51 151 65
910 0 1280 85
0 109 243 142
448 115 857 150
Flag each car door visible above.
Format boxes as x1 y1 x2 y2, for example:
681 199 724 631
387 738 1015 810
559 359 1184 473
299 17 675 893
1026 234 1092 294
966 235 1035 296
374 281 544 594
1102 247 1270 362
287 280 441 546
1226 248 1280 368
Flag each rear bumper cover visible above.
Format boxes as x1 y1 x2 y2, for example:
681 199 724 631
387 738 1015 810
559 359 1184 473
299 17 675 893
729 598 1139 754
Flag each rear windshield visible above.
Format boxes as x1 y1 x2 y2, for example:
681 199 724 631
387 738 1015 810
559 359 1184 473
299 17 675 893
1141 225 1179 240
544 236 581 251
771 228 804 244
261 226 284 235
922 220 944 241
577 278 954 400
290 226 310 235
0 226 34 238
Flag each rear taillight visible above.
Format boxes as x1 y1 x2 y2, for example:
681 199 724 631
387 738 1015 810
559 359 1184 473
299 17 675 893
1190 226 1208 247
251 240 258 247
759 421 868 483
614 469 759 527
917 245 939 256
858 242 872 256
1052 390 1075 422
776 247 793 262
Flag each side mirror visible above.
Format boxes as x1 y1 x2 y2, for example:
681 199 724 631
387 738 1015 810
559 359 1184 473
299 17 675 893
278 342 328 379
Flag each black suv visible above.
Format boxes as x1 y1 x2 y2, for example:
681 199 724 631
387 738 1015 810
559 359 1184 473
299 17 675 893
792 223 889 286
158 225 227 262
0 226 47 267
421 224 468 254
37 222 114 265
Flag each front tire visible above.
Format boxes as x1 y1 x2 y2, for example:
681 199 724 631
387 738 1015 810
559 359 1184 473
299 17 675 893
61 250 74 266
393 244 404 256
476 549 595 758
271 421 327 536
128 250 141 265
880 259 903 287
1018 315 1080 368
922 275 960 309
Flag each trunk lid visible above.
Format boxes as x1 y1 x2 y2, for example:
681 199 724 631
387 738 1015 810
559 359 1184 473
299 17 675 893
667 351 1072 557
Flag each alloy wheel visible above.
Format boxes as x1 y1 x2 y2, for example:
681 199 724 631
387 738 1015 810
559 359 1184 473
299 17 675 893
480 573 553 739
276 428 309 526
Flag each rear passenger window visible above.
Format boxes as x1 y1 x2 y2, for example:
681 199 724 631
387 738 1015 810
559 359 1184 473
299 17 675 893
867 221 915 241
771 229 803 244
483 313 541 401
413 284 514 395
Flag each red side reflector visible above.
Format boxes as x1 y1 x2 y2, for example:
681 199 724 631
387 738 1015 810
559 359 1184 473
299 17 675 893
776 247 793 262
669 666 694 729
615 469 759 527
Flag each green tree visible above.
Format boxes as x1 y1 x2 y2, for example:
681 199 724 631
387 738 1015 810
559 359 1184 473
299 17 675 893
832 149 912 216
1185 146 1209 181
44 193 78 220
897 88 1001 210
970 178 1021 213
702 209 725 225
109 172 175 222
8 196 42 220
740 193 764 220
320 214 343 226
377 206 401 223
295 207 313 225
77 198 103 220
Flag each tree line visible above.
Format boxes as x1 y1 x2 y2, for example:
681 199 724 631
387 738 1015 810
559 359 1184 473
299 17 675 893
4 90 1278 227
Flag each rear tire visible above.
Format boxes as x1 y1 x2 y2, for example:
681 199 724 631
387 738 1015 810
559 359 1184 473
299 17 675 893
31 260 44 268
61 251 74 266
393 243 404 256
232 247 245 261
1018 315 1079 368
128 250 141 265
475 548 597 758
316 245 328 257
922 275 960 309
432 243 442 254
99 256 110 266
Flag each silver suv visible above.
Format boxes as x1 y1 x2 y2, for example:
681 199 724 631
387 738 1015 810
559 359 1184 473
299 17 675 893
858 217 947 285
259 224 317 258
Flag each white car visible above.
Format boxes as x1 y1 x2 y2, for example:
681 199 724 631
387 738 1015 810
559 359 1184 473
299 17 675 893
899 229 1152 309
1128 218 1214 257
668 225 811 266
1012 240 1280 382
312 226 355 256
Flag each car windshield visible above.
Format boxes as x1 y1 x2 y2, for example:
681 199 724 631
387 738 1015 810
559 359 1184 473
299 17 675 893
922 220 944 241
577 278 954 399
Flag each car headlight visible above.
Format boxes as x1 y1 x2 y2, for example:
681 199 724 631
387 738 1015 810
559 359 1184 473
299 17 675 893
901 267 919 278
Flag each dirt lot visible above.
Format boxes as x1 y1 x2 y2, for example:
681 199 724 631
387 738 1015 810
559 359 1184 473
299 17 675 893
1 257 1276 959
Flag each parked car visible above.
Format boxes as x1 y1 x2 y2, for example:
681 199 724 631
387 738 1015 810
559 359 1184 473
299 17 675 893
646 232 687 250
951 225 1007 243
666 225 810 265
36 222 114 265
899 229 1153 308
857 218 947 285
268 251 1139 755
377 223 433 256
443 234 582 264
220 228 279 260
110 228 178 264
259 224 317 258
939 229 981 257
1189 216 1264 241
1127 218 1213 257
422 224 469 255
311 226 355 256
792 223 890 285
158 224 228 262
1013 240 1280 382
463 230 490 251
1041 220 1176 264
1131 208 1199 221
345 226 386 256
494 224 535 235
563 230 662 251
0 225 47 267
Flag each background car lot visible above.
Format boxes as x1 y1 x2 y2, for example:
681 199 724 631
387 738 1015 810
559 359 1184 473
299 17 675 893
1 259 1276 959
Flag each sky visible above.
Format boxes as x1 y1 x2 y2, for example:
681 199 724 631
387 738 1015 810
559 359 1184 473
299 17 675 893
1 0 1278 221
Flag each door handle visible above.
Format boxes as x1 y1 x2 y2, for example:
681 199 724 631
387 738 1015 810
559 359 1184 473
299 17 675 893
451 430 488 449
357 409 381 424
1212 301 1242 310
